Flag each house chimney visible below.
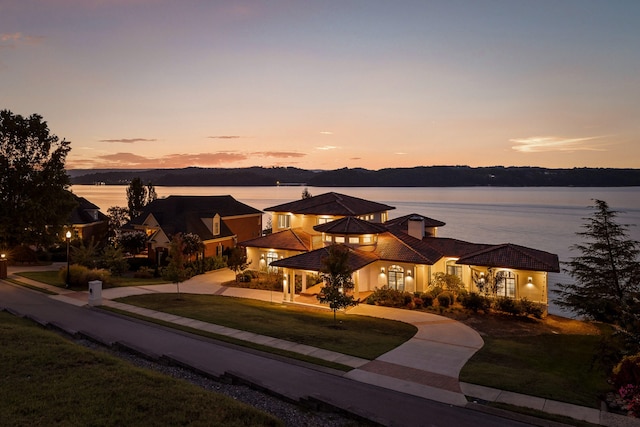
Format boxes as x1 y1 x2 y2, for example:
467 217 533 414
407 216 425 240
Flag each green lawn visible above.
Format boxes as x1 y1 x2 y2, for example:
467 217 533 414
16 270 169 288
460 332 611 408
117 293 418 360
0 311 281 427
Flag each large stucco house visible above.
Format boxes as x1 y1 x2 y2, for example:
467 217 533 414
127 195 263 262
240 192 559 309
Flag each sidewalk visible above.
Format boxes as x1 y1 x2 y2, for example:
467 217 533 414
5 266 639 427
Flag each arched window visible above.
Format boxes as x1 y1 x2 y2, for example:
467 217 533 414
388 265 405 291
496 270 516 298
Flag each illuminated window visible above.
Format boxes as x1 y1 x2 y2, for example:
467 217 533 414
335 236 345 243
317 217 332 225
362 235 373 243
496 270 516 298
277 214 291 229
266 252 279 271
446 260 462 280
348 236 359 244
388 265 405 291
324 234 333 242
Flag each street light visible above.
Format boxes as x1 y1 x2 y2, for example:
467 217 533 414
65 230 72 288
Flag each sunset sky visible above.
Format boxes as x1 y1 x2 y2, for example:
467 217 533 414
2 1 639 170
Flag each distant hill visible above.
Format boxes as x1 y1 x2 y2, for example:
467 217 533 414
68 166 640 187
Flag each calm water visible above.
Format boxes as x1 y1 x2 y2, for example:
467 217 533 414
72 185 640 316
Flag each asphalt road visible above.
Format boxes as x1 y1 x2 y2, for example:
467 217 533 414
0 282 534 427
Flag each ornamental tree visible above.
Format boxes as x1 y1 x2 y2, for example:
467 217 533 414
0 110 75 248
317 244 358 323
555 200 640 335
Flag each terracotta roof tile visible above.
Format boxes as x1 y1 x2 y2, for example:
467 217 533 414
270 244 378 271
264 192 394 216
240 228 313 251
385 213 446 228
313 216 388 234
456 243 560 272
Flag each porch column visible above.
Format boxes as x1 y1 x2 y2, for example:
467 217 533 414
301 272 307 293
353 271 359 300
282 269 289 302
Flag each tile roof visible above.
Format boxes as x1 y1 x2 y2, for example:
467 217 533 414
375 232 442 264
264 192 395 216
313 216 388 235
270 244 378 271
68 194 108 225
240 228 313 251
456 243 560 272
385 213 446 229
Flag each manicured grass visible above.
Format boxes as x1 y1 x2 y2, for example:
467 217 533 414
460 333 611 408
117 293 418 360
16 270 169 288
0 311 282 427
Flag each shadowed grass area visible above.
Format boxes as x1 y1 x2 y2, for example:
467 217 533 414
0 311 282 427
460 332 611 408
117 293 417 360
16 270 168 288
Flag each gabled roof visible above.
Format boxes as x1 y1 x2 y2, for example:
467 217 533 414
313 216 388 235
68 194 108 225
264 192 395 216
240 228 313 251
270 244 378 271
456 243 560 272
420 237 492 258
385 213 446 229
127 195 259 240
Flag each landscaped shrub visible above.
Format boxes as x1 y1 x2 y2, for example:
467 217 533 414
412 296 424 309
427 284 444 299
58 264 112 288
461 292 490 313
517 298 545 319
202 255 226 271
127 257 155 271
493 296 521 316
366 287 407 307
419 293 434 307
133 266 154 279
436 291 453 308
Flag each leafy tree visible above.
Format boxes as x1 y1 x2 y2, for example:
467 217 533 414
471 268 504 297
107 206 130 241
181 232 204 260
555 200 640 335
100 245 129 276
162 234 189 294
0 110 75 248
127 177 156 219
301 187 312 199
117 231 148 255
317 245 358 323
227 246 250 282
431 272 464 299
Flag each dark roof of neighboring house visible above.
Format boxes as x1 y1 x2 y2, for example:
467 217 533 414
385 213 446 229
270 245 378 271
240 228 313 251
420 237 492 258
264 192 395 216
68 194 108 225
128 195 260 241
456 243 560 272
313 216 388 235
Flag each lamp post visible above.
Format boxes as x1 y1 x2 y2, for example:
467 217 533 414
0 253 7 280
65 230 72 288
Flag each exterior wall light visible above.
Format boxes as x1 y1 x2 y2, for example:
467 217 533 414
380 267 385 274
527 276 533 286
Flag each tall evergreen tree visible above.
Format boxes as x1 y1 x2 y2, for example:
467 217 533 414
556 200 640 330
0 110 75 248
126 177 147 220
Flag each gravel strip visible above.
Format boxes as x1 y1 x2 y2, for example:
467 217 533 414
77 339 371 427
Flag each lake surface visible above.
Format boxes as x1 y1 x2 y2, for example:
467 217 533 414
71 185 640 316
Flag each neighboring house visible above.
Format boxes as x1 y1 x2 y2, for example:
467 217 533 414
67 194 109 244
127 195 262 262
241 192 559 310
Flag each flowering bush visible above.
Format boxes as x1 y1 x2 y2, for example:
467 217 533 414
618 384 640 417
